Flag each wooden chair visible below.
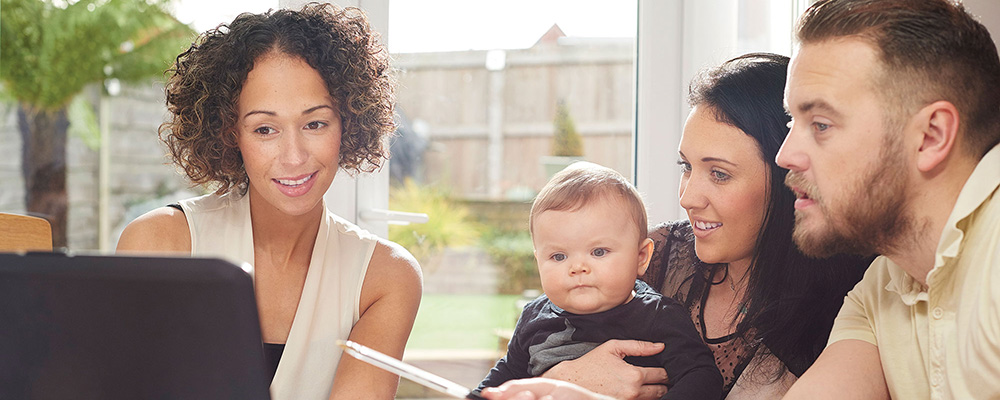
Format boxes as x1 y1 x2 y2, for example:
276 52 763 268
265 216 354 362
0 212 53 252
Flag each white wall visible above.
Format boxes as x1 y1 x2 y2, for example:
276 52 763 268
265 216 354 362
963 0 1000 44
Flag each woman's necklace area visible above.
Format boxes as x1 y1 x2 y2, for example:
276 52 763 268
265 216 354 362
730 272 748 315
713 264 749 315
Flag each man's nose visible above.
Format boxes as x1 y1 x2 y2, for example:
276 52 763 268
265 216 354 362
776 123 808 171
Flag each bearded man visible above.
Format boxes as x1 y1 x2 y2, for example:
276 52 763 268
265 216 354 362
778 0 1000 398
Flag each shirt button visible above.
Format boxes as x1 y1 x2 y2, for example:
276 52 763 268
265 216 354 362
932 307 944 319
931 372 942 386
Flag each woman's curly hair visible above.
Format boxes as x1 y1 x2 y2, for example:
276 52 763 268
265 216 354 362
159 3 396 194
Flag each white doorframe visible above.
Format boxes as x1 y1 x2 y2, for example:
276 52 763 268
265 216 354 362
634 0 738 226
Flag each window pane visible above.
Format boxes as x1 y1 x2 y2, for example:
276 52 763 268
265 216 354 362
386 1 637 396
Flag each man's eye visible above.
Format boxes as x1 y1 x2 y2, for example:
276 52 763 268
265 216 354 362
552 253 566 262
814 122 830 132
592 248 607 257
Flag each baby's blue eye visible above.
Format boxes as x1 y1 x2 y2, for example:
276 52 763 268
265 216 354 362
592 248 607 257
552 253 566 262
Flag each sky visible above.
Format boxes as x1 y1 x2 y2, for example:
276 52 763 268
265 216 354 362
173 0 637 53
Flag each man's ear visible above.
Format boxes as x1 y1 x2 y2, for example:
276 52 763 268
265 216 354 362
636 238 654 276
914 100 960 173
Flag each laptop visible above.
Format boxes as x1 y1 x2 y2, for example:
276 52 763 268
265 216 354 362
0 252 271 400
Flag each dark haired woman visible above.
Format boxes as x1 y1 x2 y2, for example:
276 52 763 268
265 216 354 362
117 4 420 399
484 54 870 400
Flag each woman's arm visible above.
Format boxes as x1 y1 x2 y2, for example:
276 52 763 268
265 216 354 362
328 238 422 399
540 340 669 400
116 207 191 253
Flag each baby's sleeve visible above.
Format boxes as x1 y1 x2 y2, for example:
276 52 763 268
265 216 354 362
654 299 723 400
477 303 536 390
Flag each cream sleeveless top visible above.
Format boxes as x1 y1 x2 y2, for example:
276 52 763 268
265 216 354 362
177 192 377 400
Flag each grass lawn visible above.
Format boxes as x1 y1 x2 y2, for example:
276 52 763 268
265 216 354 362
406 293 522 351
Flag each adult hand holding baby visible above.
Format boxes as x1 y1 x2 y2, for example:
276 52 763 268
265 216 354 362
481 378 613 400
539 339 668 400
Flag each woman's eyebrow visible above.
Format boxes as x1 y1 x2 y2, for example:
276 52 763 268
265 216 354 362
243 109 275 118
701 157 737 167
242 104 334 119
302 104 334 115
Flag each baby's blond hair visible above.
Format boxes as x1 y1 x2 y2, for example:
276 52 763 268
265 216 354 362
530 162 648 242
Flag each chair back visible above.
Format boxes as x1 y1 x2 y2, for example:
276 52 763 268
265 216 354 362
0 212 53 251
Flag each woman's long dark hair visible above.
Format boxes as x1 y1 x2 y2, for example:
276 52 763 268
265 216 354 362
688 53 871 377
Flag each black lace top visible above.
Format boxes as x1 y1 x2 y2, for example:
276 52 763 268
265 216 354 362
642 220 764 398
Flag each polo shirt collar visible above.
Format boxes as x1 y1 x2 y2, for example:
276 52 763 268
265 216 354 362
884 257 929 305
884 144 1000 305
934 144 1000 268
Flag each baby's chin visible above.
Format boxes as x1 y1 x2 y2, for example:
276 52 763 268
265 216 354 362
555 296 629 315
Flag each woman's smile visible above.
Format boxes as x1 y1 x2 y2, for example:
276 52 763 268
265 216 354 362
273 171 318 197
690 217 725 239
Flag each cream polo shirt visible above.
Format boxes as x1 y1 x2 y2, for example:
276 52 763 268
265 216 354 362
828 144 1000 399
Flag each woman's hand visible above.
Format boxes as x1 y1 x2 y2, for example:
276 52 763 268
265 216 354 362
540 340 668 400
481 378 613 400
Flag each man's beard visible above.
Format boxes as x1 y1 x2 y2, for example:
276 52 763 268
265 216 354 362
785 133 912 258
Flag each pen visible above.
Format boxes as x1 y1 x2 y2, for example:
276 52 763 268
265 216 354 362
337 340 486 400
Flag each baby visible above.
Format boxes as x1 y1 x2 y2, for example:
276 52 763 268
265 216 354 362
478 162 722 400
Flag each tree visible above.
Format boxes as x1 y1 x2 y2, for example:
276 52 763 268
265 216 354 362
551 100 583 157
1 0 194 247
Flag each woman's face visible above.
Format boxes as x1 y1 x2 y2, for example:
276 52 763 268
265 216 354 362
678 105 769 267
236 51 341 217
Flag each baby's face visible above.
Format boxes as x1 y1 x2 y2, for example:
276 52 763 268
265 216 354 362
532 196 652 314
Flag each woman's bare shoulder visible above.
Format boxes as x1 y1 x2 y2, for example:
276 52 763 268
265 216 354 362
358 239 422 303
368 238 422 290
117 207 191 254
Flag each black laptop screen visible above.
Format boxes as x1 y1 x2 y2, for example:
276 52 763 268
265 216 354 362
0 253 270 400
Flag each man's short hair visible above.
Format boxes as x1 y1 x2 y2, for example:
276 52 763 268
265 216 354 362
797 0 1000 158
529 162 648 242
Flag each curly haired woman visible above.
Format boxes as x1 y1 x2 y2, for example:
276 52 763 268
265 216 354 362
117 4 421 399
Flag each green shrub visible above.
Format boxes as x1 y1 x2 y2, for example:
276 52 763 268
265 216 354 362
481 229 541 294
552 100 583 157
388 179 479 262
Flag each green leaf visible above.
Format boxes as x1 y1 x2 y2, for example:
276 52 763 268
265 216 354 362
388 179 481 262
67 94 101 151
0 0 195 111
